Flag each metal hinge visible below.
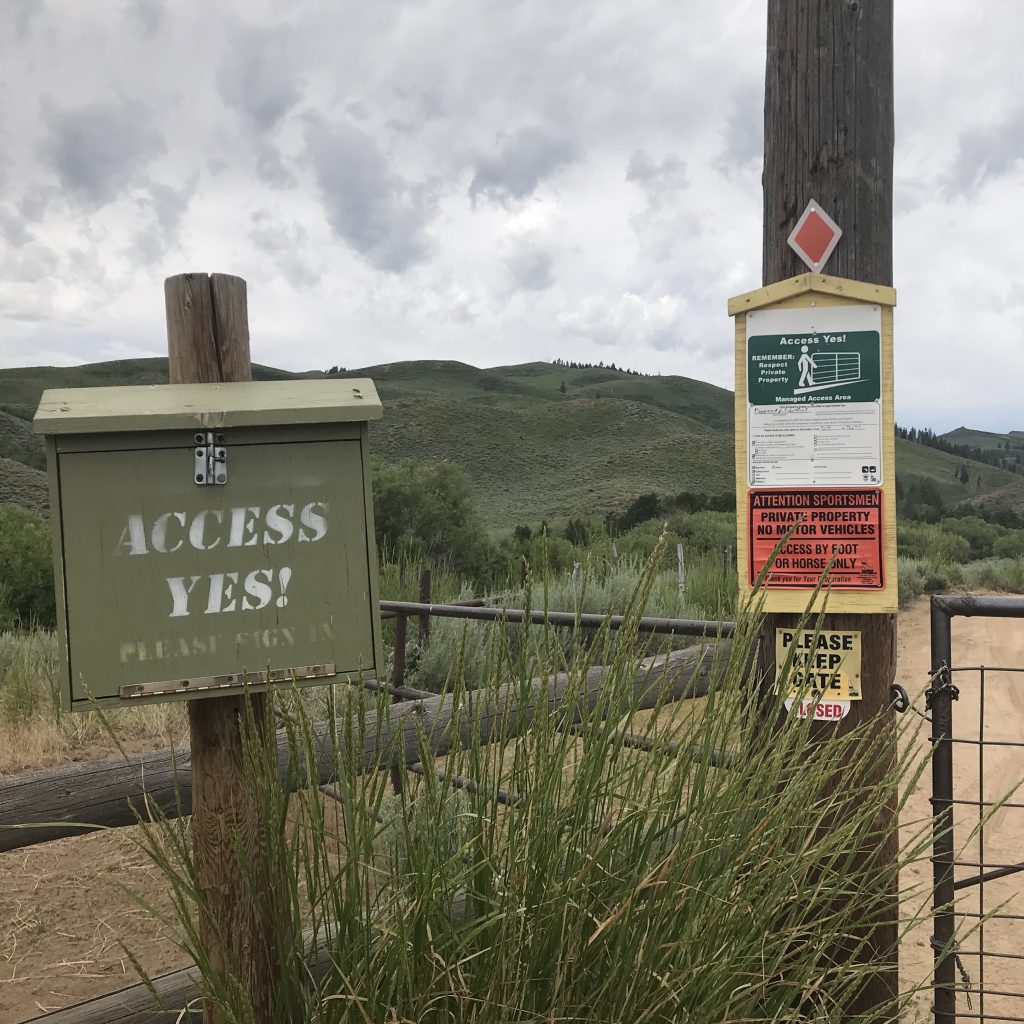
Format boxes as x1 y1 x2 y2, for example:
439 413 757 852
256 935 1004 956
194 431 227 485
119 662 337 699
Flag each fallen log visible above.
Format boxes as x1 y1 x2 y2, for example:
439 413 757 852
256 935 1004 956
1 641 731 854
26 963 205 1023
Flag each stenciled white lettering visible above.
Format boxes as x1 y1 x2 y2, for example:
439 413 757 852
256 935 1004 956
167 575 203 618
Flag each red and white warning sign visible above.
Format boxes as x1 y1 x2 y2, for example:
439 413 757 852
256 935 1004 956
787 200 842 273
785 697 851 721
749 488 883 589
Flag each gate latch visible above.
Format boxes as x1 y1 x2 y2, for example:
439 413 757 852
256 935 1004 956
194 431 227 485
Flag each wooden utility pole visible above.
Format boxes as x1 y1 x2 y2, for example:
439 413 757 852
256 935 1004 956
165 273 278 1023
760 2 898 1015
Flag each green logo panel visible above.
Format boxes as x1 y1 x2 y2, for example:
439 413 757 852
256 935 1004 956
748 330 880 406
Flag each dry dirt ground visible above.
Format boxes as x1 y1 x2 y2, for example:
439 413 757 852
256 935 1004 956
2 595 1023 1022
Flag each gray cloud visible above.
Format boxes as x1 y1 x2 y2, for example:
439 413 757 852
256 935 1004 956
717 83 763 171
40 98 165 206
305 117 436 273
9 0 44 41
250 210 322 289
149 179 195 236
254 142 294 188
470 127 579 205
627 151 693 264
125 0 165 38
505 242 555 292
945 108 1024 195
0 207 32 247
126 177 197 265
218 26 303 133
217 26 304 186
626 150 687 196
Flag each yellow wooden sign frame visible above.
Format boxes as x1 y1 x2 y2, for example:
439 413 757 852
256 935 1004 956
729 273 897 614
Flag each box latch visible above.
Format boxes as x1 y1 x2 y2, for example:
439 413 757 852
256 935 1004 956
194 431 227 485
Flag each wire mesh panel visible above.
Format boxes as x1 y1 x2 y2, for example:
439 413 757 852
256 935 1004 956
931 597 1024 1023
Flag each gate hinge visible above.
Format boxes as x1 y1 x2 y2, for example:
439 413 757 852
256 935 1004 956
194 431 227 485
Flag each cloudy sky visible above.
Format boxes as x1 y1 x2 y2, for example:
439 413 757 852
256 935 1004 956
0 1 1021 432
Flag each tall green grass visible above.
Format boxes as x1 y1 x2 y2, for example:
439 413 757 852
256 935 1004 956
897 554 1024 606
410 555 735 693
132 564 934 1023
0 629 59 722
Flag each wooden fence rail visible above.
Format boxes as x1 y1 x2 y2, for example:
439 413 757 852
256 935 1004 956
0 640 732 855
5 599 737 1022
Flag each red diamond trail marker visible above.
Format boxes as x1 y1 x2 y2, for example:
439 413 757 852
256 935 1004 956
787 200 842 272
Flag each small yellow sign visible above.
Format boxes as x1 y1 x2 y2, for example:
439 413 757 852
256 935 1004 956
775 628 862 701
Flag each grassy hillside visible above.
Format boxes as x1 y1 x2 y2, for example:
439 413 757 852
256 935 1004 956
2 355 1021 527
895 437 1022 506
943 426 1024 453
0 359 734 528
0 458 48 517
0 410 44 470
355 361 734 525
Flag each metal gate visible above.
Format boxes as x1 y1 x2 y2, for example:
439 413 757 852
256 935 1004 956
931 595 1024 1023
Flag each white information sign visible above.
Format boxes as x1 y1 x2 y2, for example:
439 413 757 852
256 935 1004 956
746 305 883 489
749 403 881 487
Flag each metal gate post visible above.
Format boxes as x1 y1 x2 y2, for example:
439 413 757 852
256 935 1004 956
931 597 957 1023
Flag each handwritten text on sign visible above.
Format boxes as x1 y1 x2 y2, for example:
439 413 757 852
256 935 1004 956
115 501 328 618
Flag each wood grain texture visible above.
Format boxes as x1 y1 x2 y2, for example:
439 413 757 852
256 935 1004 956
0 644 728 854
24 940 335 1024
164 271 275 1023
209 274 252 382
759 3 898 1014
165 275 220 386
763 0 894 286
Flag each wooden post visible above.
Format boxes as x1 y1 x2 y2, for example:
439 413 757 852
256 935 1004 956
761 2 897 1014
389 612 408 794
676 544 686 592
165 272 278 1024
418 567 432 641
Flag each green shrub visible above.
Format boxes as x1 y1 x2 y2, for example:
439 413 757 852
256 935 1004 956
614 520 678 569
615 491 661 531
897 521 971 565
373 461 503 583
668 509 736 555
992 532 1024 559
939 515 1005 559
961 558 1024 593
0 505 56 629
897 557 928 606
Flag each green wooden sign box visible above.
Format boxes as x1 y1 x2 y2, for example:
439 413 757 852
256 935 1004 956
33 380 383 711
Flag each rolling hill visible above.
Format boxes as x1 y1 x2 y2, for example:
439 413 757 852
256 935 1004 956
1 358 1021 528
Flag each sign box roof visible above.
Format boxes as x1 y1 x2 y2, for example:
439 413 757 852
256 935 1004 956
34 379 383 436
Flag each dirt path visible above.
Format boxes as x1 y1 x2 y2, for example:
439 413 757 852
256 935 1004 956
2 596 1023 1022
